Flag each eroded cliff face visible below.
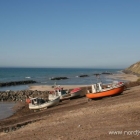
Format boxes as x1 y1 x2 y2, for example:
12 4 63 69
123 61 140 75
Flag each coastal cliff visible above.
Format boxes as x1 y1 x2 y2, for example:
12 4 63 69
123 61 140 76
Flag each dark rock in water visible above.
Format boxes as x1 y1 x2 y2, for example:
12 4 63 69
102 72 112 75
79 75 89 77
51 77 68 80
0 80 37 87
93 73 101 76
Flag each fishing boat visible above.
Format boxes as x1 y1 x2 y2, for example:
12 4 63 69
27 96 60 110
48 86 82 101
70 88 81 98
86 81 125 100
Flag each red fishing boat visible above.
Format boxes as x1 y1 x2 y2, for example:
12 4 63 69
86 81 125 100
70 88 81 97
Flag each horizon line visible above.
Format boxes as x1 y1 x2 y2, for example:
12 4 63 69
0 66 124 69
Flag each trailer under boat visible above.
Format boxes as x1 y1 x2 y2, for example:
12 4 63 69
86 81 125 100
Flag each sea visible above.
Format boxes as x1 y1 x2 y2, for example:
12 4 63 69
0 68 123 120
0 68 123 91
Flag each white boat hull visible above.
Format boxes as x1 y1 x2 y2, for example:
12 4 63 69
70 91 81 98
29 96 60 110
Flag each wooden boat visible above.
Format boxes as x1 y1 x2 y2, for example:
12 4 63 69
86 81 125 100
28 96 60 110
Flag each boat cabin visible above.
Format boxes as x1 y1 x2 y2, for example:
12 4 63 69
30 98 45 105
55 88 68 96
91 82 103 93
88 81 124 94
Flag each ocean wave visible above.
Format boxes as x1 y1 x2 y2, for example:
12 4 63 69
117 70 123 74
105 79 114 82
25 77 31 79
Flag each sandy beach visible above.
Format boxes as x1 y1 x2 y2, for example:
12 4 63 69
0 73 140 140
29 85 89 91
106 73 139 82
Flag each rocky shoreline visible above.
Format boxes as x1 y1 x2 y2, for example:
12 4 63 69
0 90 49 102
0 80 37 87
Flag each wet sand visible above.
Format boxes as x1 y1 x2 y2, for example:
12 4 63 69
106 73 139 82
0 73 140 140
0 103 15 120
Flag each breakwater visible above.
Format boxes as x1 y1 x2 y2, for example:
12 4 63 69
0 80 37 87
0 90 49 102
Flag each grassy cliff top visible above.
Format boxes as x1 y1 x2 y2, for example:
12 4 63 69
124 61 140 74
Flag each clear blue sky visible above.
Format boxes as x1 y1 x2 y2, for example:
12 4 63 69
0 0 140 68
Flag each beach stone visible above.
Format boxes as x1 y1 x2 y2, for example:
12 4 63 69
0 85 93 102
9 127 13 132
5 129 9 133
79 75 89 77
12 127 16 131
